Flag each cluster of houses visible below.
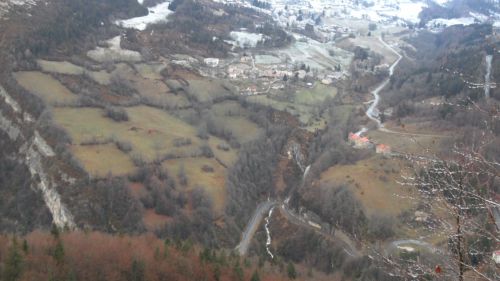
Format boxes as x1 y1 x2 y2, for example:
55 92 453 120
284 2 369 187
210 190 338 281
348 132 392 155
205 54 294 81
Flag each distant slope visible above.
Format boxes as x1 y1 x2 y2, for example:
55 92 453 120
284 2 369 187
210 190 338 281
420 0 500 26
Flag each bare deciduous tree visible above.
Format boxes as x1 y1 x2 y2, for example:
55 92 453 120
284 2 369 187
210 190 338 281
377 103 500 280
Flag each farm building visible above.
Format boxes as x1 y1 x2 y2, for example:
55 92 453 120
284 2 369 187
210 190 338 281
493 250 500 265
376 144 391 155
204 58 219 67
348 132 372 149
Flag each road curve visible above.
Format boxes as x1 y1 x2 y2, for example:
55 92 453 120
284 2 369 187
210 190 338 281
279 204 361 257
235 200 277 255
389 239 440 254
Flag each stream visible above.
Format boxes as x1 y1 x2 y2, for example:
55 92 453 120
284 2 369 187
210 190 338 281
264 206 275 259
485 54 492 99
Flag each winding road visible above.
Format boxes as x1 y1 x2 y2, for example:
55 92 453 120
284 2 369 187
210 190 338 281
365 36 403 128
235 200 277 255
279 203 360 257
234 37 403 257
234 36 442 258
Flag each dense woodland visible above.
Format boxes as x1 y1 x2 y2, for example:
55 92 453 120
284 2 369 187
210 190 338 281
143 0 293 58
6 0 145 57
419 0 499 26
381 24 499 136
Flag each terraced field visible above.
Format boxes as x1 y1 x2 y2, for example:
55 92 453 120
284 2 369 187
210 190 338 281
71 143 136 177
13 71 78 105
53 106 211 161
319 156 415 216
162 157 227 213
294 84 337 106
247 83 340 131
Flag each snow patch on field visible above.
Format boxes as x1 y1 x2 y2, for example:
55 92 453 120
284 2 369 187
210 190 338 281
432 0 452 6
229 31 265 48
278 34 352 71
427 17 477 28
115 1 172 30
87 36 142 62
378 2 426 23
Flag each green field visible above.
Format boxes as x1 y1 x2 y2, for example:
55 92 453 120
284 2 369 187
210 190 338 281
14 71 78 105
134 78 191 108
320 156 416 216
211 115 263 143
207 137 238 167
162 157 227 213
112 63 191 108
53 106 218 162
185 79 235 103
247 94 327 131
211 100 245 116
37 59 85 75
134 62 167 80
71 143 136 177
294 84 337 106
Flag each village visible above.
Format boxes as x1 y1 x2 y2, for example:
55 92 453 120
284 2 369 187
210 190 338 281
198 38 352 96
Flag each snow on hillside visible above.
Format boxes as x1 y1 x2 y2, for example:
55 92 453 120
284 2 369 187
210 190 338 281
432 0 453 6
229 31 265 48
217 0 499 32
427 17 477 28
262 0 430 25
115 1 172 30
0 0 39 19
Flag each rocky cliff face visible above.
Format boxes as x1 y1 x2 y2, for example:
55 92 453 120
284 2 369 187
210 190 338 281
0 85 75 230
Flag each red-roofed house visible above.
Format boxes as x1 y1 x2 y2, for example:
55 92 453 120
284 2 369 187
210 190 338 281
493 250 500 265
376 144 392 155
348 132 372 149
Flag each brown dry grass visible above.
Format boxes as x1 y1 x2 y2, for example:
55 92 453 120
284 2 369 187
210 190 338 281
71 144 135 177
13 71 78 105
162 157 227 214
319 155 416 216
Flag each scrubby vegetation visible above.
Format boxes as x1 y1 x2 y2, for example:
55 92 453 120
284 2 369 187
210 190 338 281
382 24 499 134
0 231 294 281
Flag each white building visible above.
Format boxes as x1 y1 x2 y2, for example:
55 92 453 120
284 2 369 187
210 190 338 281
204 58 220 68
493 250 500 265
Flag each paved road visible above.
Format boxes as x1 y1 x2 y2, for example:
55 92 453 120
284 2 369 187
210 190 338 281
235 200 277 255
378 126 448 138
389 239 440 254
279 203 361 257
365 36 403 128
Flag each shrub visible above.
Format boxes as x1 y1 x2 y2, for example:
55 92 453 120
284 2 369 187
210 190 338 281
115 141 133 153
367 214 395 240
104 107 129 122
